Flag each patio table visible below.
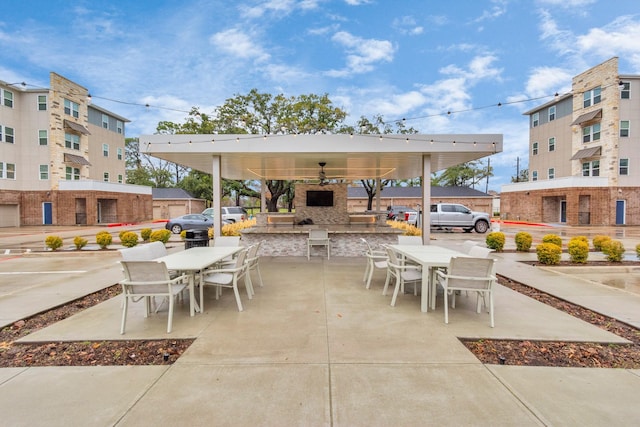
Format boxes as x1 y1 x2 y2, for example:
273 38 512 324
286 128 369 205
389 244 467 313
155 246 243 316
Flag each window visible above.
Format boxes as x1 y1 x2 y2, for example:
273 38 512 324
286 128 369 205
116 120 123 134
37 95 47 111
64 99 79 118
39 165 49 180
103 172 109 182
2 162 16 179
532 170 538 181
548 137 555 152
65 133 80 150
582 160 600 177
117 147 123 160
620 120 630 137
3 126 14 143
583 86 601 108
619 158 629 175
583 123 601 143
102 143 109 157
532 112 539 127
532 142 538 155
621 82 630 99
39 130 48 146
548 168 555 179
3 89 13 107
118 174 123 183
548 105 556 121
102 114 109 129
65 166 80 180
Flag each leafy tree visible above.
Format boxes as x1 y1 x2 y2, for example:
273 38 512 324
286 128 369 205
511 168 529 183
125 137 176 187
432 160 493 189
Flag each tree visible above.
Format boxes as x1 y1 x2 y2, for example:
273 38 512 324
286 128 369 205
125 137 177 187
511 168 529 183
432 160 493 189
341 115 418 210
212 89 348 211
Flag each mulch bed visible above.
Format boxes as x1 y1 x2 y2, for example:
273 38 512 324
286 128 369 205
2 264 640 367
0 285 194 367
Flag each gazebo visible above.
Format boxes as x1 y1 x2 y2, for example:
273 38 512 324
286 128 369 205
141 133 502 242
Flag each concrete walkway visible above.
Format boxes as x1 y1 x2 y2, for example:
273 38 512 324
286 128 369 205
1 224 640 426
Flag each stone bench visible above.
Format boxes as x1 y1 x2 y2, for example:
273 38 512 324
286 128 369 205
267 214 295 226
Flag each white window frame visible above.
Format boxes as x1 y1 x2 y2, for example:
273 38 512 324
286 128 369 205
37 95 47 111
620 120 630 137
583 86 601 108
116 120 123 134
39 164 49 180
532 170 538 181
102 114 109 129
548 105 556 121
532 142 538 155
118 174 123 183
65 166 80 180
619 158 629 175
117 147 123 160
532 112 539 127
582 160 600 177
621 82 630 99
582 123 601 143
65 133 80 150
102 143 109 157
5 162 15 179
39 130 48 146
548 168 555 179
103 172 109 182
4 126 14 143
64 99 79 118
3 89 14 108
548 137 555 152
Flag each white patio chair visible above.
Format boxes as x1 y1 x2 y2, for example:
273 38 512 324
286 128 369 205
214 236 241 247
200 248 250 312
468 246 494 258
147 241 169 258
435 256 497 327
307 229 331 260
246 240 264 291
360 238 388 289
119 260 188 334
382 246 422 307
462 240 479 254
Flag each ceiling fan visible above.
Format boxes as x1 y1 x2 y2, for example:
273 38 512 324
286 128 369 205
318 162 327 185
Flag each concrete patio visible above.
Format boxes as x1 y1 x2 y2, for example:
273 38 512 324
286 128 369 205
1 226 640 426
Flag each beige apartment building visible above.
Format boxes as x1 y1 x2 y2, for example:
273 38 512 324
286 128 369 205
501 57 640 226
0 72 152 227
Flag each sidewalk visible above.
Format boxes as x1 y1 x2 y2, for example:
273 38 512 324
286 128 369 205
1 227 640 426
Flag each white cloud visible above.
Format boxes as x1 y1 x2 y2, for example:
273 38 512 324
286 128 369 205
325 31 395 77
536 0 596 6
344 0 371 5
393 16 424 35
473 0 508 23
439 55 503 82
576 16 640 70
209 28 270 62
240 0 320 19
524 67 573 98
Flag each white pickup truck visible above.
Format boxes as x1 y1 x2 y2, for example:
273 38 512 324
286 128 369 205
405 203 491 233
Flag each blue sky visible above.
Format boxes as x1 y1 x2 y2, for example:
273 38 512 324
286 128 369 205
2 0 640 191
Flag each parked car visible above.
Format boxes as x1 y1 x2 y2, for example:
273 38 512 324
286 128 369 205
202 207 247 223
429 203 491 233
165 214 212 234
386 205 416 221
201 208 233 225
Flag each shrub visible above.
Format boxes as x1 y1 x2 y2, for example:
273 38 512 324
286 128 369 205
45 235 63 251
602 240 625 262
118 230 128 241
636 243 640 260
120 231 139 248
514 231 532 252
96 231 113 249
150 229 171 244
485 231 505 252
542 234 562 248
140 228 152 242
568 239 589 264
536 243 562 265
593 235 612 251
208 227 214 239
73 236 88 250
180 230 187 240
571 235 589 245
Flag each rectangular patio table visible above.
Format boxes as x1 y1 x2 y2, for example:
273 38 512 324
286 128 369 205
155 246 243 316
389 244 467 313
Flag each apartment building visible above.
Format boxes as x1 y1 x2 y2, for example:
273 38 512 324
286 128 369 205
501 57 640 226
0 72 152 227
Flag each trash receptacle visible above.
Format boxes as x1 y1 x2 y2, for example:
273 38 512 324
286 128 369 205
185 229 210 249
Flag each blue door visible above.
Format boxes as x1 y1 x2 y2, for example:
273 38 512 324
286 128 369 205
43 202 52 225
615 200 625 225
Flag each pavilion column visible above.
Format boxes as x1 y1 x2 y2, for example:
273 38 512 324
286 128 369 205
422 155 431 244
212 155 222 240
261 180 266 213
